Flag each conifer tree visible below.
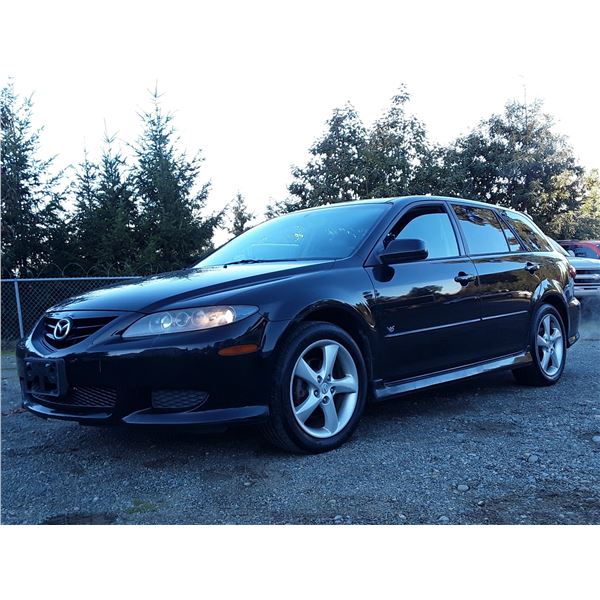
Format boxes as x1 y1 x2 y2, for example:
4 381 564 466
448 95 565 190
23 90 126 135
226 193 254 237
132 90 221 272
1 82 66 276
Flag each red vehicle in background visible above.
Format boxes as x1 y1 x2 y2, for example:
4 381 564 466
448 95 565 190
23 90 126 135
558 240 600 259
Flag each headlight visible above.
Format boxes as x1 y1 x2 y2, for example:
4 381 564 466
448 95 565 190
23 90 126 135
122 305 258 338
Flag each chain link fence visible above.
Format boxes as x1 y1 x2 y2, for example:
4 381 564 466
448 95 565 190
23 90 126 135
1 277 142 347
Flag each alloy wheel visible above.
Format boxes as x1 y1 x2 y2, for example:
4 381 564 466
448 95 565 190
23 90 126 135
289 339 359 439
536 314 564 377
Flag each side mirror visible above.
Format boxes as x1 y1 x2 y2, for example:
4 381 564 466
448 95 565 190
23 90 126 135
380 238 428 265
568 250 575 257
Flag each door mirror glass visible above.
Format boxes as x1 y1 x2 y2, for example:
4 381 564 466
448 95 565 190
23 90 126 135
380 238 428 264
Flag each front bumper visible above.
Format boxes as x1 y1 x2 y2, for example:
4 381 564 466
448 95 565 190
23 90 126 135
17 312 277 427
22 397 268 428
574 287 600 299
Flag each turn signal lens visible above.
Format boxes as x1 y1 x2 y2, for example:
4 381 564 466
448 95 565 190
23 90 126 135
218 344 259 356
122 306 258 338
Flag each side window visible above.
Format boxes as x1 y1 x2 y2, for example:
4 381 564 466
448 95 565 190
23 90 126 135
389 206 459 260
452 205 510 255
498 220 522 251
502 211 553 252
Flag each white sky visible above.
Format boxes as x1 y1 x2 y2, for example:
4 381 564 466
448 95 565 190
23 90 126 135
2 0 599 228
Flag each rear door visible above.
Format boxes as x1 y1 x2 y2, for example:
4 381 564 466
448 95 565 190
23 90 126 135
365 202 482 381
450 204 537 358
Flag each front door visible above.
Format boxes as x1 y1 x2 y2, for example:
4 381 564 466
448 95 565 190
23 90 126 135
365 203 482 381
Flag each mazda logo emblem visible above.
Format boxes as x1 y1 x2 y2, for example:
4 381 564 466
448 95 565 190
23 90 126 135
53 318 72 340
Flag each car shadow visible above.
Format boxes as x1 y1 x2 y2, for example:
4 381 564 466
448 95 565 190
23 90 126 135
95 369 518 457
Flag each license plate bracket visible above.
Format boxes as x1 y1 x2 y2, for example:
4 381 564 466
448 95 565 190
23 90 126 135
23 358 69 398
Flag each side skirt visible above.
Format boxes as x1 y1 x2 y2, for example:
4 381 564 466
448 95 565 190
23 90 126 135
372 351 533 402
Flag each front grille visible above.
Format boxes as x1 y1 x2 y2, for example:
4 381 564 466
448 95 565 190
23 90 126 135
32 386 117 409
44 315 116 349
151 389 209 410
575 270 600 287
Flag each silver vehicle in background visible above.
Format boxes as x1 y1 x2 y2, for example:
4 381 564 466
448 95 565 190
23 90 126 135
548 238 600 302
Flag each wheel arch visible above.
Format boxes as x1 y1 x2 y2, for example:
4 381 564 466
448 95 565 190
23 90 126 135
535 288 569 336
276 301 377 385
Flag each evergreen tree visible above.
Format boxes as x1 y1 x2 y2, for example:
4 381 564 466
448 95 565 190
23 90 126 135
284 103 368 213
94 135 139 274
132 90 221 273
548 169 600 239
71 137 140 275
438 100 584 229
363 87 430 197
1 82 65 277
281 89 436 215
226 193 254 237
70 150 101 272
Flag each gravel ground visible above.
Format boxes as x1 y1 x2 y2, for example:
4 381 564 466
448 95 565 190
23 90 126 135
2 308 599 525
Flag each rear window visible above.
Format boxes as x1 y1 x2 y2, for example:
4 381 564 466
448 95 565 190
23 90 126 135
502 211 553 252
452 205 510 255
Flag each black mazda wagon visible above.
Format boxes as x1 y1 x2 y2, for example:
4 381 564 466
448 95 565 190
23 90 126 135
17 196 581 453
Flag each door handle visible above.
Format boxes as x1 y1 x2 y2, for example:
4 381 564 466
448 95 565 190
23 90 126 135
525 262 540 273
454 272 477 286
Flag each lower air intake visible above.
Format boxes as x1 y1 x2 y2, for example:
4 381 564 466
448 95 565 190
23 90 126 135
151 390 209 411
32 386 117 408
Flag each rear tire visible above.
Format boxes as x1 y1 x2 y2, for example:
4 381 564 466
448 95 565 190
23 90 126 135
512 304 566 386
261 322 367 454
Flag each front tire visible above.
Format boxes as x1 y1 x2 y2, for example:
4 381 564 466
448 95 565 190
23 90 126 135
512 304 566 386
262 322 367 453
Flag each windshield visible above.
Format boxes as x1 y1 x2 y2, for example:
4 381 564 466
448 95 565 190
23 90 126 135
198 203 390 266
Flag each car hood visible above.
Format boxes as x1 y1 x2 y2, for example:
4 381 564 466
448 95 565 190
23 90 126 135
48 261 332 313
567 257 600 269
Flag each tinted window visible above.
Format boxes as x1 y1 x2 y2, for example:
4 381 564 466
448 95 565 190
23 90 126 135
502 211 553 252
499 222 522 251
392 208 459 260
199 203 389 265
573 245 597 258
453 205 510 255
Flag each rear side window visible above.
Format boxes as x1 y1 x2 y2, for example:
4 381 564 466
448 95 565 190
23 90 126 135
499 221 522 251
502 211 553 252
452 205 510 255
389 206 459 260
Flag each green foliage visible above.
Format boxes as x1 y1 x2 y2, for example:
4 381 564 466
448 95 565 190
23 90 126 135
281 90 598 240
131 90 222 273
226 193 254 237
283 103 368 214
71 136 139 275
548 169 600 239
282 88 436 214
70 151 101 271
438 100 585 230
363 86 430 198
2 80 599 279
1 82 66 277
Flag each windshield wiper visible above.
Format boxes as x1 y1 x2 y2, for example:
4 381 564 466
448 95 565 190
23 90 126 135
222 259 297 266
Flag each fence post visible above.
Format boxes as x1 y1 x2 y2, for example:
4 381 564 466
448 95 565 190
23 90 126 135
14 280 25 339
